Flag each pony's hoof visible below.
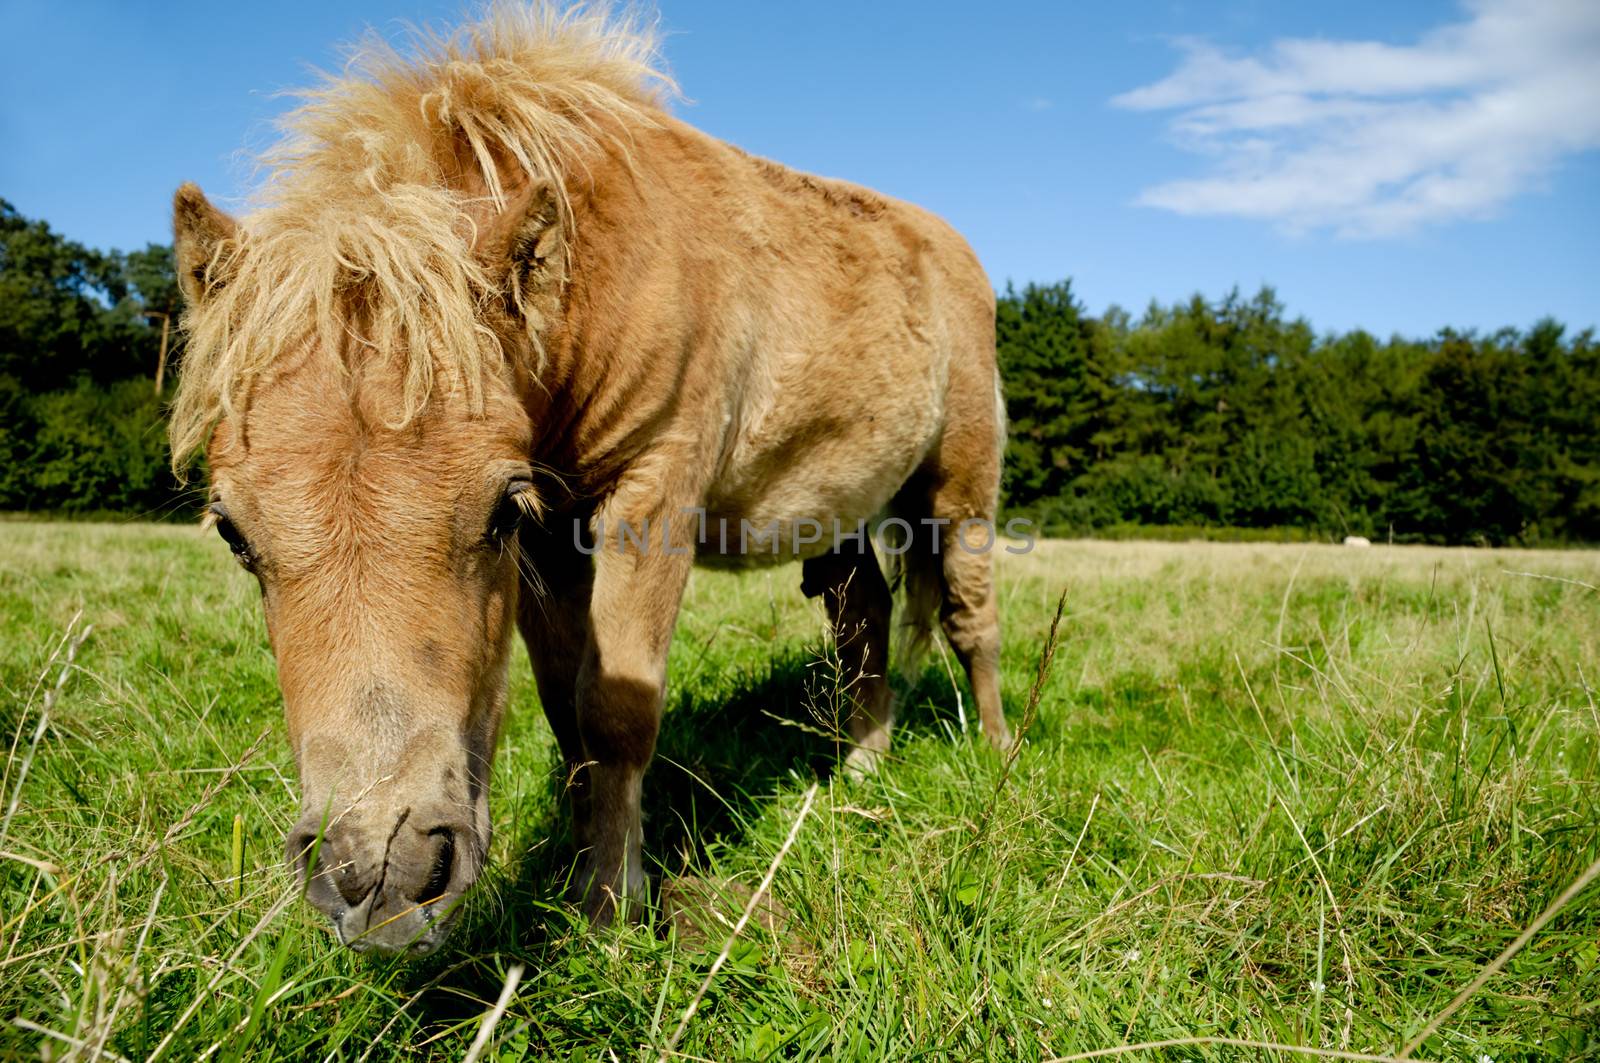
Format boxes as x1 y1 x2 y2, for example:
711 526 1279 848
841 745 883 780
572 861 646 927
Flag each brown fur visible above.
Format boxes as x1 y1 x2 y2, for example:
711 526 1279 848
173 2 1008 954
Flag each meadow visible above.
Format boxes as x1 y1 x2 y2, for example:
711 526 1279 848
1 521 1596 1061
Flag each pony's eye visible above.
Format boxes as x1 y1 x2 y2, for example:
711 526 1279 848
210 503 255 568
487 482 533 542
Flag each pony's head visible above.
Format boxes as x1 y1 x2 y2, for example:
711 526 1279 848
174 183 547 954
169 4 667 954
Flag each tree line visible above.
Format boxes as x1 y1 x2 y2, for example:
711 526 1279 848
998 282 1599 545
0 200 182 514
2 199 1595 544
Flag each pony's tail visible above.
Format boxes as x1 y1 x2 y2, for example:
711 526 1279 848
889 541 943 689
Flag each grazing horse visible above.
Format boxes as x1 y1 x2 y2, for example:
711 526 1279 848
171 4 1008 955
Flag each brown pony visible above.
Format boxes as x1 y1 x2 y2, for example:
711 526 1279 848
172 3 1008 955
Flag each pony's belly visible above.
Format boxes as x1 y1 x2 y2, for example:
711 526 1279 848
694 347 945 568
692 503 882 569
695 456 921 570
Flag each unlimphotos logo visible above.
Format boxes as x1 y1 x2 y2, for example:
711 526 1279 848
573 509 1037 556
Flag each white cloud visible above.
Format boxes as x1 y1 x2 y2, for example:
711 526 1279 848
1113 0 1600 237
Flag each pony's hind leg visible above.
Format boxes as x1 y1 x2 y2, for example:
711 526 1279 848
801 539 894 776
935 517 1011 750
911 427 1012 751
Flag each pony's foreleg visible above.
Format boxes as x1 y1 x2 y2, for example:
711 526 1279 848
517 519 596 851
572 507 693 924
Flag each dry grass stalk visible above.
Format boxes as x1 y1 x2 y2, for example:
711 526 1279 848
663 781 820 1057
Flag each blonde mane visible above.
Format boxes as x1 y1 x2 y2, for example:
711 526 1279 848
170 3 672 467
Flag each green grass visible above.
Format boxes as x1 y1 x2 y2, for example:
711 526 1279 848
2 524 1598 1061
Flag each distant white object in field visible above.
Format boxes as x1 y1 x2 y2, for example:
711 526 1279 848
1343 535 1372 548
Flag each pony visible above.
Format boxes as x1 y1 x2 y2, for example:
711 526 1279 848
171 3 1009 955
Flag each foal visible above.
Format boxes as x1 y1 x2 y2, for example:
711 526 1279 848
172 4 1008 954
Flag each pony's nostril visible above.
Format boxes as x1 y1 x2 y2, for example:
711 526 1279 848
288 828 371 908
416 828 455 903
334 865 373 907
288 831 320 876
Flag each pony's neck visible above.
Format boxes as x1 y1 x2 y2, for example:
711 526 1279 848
518 127 686 500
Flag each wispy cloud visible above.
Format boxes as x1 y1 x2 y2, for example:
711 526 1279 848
1113 0 1600 237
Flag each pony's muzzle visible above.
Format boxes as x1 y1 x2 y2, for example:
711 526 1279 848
287 812 471 956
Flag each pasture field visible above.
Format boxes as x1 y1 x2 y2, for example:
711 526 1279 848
1 521 1597 1061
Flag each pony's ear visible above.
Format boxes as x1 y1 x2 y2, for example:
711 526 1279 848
173 183 239 305
477 181 566 306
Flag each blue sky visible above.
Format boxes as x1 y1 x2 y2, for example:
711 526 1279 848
2 0 1596 337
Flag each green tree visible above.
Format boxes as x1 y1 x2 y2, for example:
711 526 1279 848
0 199 180 511
123 243 181 390
995 280 1116 519
994 282 1600 546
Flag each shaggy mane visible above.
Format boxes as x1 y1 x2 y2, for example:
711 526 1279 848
170 2 671 468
